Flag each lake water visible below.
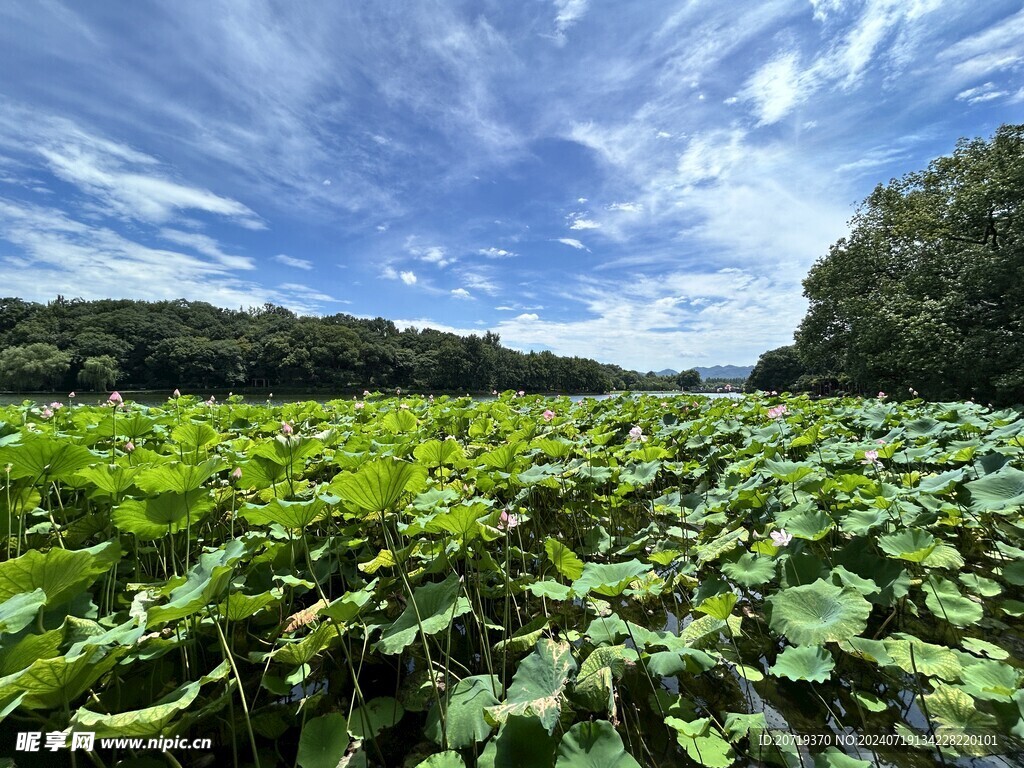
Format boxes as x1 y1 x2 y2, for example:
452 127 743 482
0 389 743 407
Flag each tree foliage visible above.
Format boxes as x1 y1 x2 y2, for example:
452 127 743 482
793 124 1024 404
748 346 805 393
0 297 686 393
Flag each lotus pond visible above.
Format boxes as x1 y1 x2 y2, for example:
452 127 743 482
0 392 1023 768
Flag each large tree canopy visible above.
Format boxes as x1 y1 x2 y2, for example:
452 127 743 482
794 124 1024 404
0 297 691 394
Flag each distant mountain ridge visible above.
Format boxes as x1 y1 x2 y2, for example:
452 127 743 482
656 365 753 380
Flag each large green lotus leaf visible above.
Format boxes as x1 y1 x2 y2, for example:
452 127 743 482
426 503 489 540
1002 561 1024 586
251 435 324 467
425 674 501 748
535 437 573 459
618 460 662 487
136 458 225 494
959 659 1022 701
274 624 337 666
478 442 526 473
486 639 577 733
297 713 349 768
70 662 226 738
813 748 873 768
76 463 142 497
917 469 965 495
545 538 585 581
883 635 962 680
574 645 638 714
382 409 418 434
769 645 835 683
920 543 964 570
526 580 574 601
572 560 651 597
241 497 326 529
877 529 936 562
349 696 404 740
0 589 46 635
767 579 871 646
965 466 1024 512
319 583 375 626
961 637 1009 661
763 458 815 484
0 540 119 608
148 539 247 624
785 511 834 541
925 684 1000 755
664 717 735 768
334 459 428 514
171 421 220 450
0 438 95 482
0 646 122 710
112 490 213 539
375 574 471 655
555 720 642 768
0 626 63 676
218 589 283 621
721 552 777 588
645 648 717 677
924 576 983 627
414 438 465 467
478 715 557 768
416 753 466 768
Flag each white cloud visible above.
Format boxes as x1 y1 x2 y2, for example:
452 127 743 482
400 270 418 285
568 216 601 230
554 0 589 36
607 201 642 213
450 287 473 299
955 82 1008 104
478 246 515 258
322 179 331 185
405 239 454 268
274 253 314 270
460 270 499 295
556 238 588 250
21 119 263 227
515 312 540 321
0 197 326 313
158 228 254 270
741 51 810 125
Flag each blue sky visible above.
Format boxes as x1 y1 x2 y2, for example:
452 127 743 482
0 1 1021 371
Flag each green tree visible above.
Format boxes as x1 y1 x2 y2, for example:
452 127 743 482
748 346 806 392
77 355 120 391
675 369 701 390
0 343 72 390
796 124 1024 403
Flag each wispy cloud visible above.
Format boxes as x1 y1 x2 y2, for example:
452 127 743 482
274 254 314 270
450 287 473 300
556 238 589 251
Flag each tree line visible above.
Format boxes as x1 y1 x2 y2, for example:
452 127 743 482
750 123 1023 405
0 297 701 394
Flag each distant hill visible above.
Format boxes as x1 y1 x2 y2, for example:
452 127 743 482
656 366 753 380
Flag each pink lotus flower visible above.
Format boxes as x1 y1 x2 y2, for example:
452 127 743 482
124 441 135 453
68 391 76 399
49 402 63 410
661 401 668 407
517 390 525 397
628 425 647 442
542 409 555 422
231 467 243 481
173 389 181 398
492 390 498 395
355 401 365 410
878 391 886 399
770 529 793 547
862 449 880 464
280 421 294 435
107 391 123 406
498 509 520 530
40 408 53 420
363 390 371 397
767 404 788 419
